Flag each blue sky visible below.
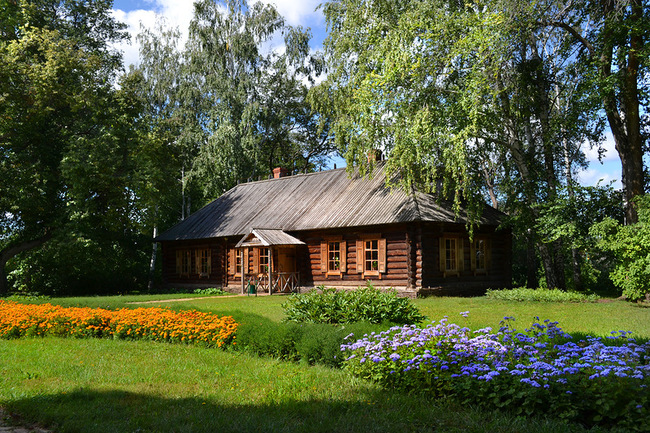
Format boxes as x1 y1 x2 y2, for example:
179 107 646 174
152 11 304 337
110 0 623 189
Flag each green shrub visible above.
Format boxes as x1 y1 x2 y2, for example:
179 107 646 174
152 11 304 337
282 285 427 325
193 287 228 296
590 195 650 302
233 318 390 367
486 287 600 303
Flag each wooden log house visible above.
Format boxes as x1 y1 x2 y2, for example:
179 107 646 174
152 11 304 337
155 164 512 297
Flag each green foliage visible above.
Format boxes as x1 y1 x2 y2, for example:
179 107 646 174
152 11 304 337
485 288 600 303
591 195 650 301
282 285 427 325
180 0 330 198
192 287 228 296
8 231 149 297
0 0 155 295
233 318 387 367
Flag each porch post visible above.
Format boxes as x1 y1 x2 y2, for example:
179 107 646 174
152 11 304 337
240 248 245 294
269 246 273 295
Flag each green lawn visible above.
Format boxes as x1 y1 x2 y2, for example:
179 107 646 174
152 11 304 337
1 337 593 433
29 293 650 339
2 293 648 432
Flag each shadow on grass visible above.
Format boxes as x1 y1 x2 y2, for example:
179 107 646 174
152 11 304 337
7 388 433 433
4 388 585 433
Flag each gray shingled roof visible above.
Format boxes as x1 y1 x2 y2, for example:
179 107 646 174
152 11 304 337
155 165 505 241
235 229 305 248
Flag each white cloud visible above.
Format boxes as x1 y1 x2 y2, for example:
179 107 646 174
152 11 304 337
112 1 325 69
577 168 615 188
111 1 195 69
581 131 618 163
577 131 622 189
258 0 324 28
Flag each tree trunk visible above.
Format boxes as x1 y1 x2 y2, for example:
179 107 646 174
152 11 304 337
526 230 537 288
147 206 159 292
539 241 566 289
0 233 53 296
600 0 644 224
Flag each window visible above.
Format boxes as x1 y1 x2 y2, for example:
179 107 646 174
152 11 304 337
439 235 464 277
355 236 386 277
175 249 191 277
196 248 211 277
259 247 269 273
471 238 490 274
365 239 379 272
321 237 346 276
329 241 341 271
445 238 457 272
235 249 242 275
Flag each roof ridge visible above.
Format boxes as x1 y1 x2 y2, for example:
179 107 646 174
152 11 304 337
233 166 349 188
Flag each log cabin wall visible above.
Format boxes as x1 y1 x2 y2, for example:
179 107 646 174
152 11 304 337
298 224 413 292
419 222 512 296
160 239 227 289
160 223 511 296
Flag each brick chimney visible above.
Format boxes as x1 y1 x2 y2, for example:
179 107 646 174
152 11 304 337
273 167 290 179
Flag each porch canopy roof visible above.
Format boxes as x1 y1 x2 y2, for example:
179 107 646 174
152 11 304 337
235 228 305 248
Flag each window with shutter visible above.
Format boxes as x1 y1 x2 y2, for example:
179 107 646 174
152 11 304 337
176 249 191 277
322 237 347 276
440 235 462 277
195 248 211 277
235 249 242 275
470 238 490 274
357 235 386 277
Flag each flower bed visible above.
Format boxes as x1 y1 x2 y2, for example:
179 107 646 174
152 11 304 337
0 301 238 348
341 313 650 430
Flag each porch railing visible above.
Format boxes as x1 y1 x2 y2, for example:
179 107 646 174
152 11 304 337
243 272 300 295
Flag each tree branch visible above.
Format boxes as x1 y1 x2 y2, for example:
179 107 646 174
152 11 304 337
540 21 595 57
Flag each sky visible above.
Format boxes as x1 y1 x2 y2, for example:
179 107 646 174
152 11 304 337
110 0 623 190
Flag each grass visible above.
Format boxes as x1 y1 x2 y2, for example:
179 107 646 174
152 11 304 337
15 293 650 339
40 293 650 339
2 292 649 432
413 296 650 339
0 337 597 433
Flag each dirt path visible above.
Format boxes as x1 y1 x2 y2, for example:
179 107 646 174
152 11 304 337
126 295 230 305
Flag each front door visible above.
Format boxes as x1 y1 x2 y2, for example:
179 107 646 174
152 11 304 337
277 247 296 273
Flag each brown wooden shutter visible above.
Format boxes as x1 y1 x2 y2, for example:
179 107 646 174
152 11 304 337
439 238 445 274
320 240 327 273
378 238 387 273
195 249 201 275
206 249 212 276
340 240 347 272
252 248 259 274
176 250 182 275
356 239 364 273
228 249 235 275
458 239 465 271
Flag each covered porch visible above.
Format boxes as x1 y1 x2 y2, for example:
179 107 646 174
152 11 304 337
235 228 304 295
